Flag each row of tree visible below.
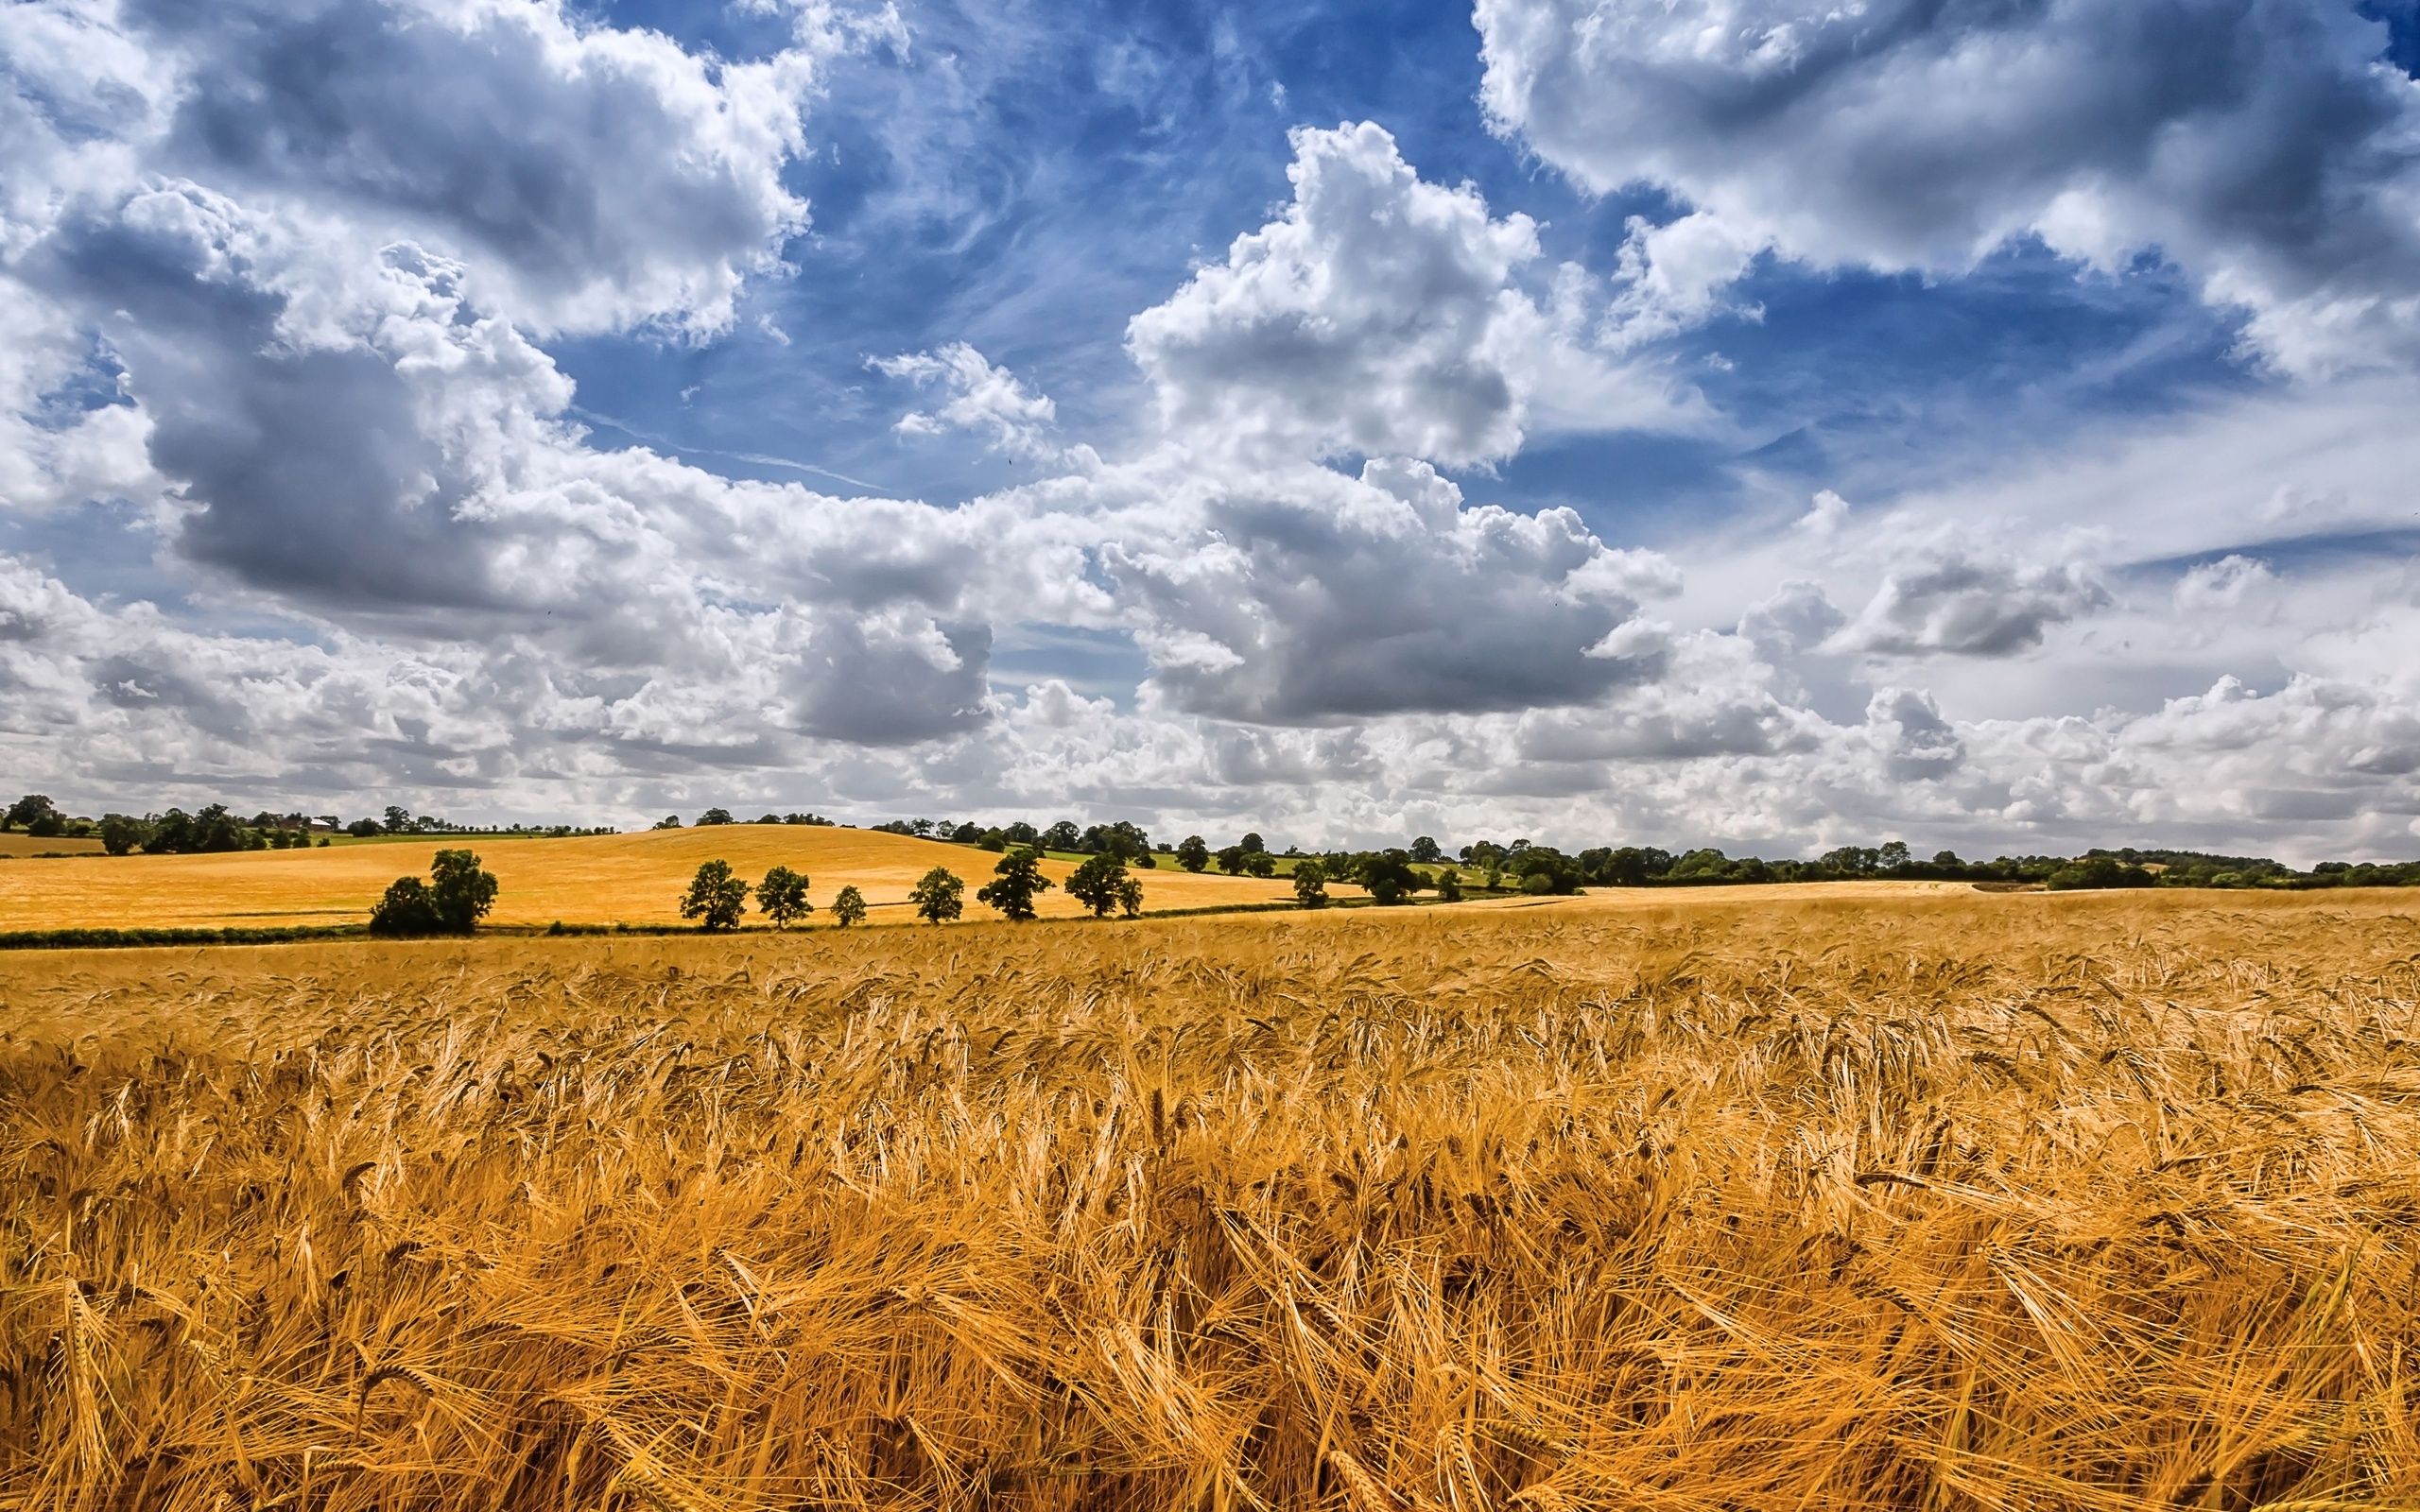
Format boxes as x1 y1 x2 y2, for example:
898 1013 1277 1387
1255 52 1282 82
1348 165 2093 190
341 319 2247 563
655 810 839 830
675 861 871 931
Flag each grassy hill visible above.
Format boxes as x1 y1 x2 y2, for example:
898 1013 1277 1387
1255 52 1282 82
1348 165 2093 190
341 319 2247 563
0 825 1322 932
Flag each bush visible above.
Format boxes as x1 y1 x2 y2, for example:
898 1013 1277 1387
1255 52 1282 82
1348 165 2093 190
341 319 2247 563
368 878 442 936
367 850 497 936
346 818 383 838
832 885 868 927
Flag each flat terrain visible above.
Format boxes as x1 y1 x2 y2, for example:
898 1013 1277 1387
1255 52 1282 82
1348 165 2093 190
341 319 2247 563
0 833 101 857
0 824 1334 931
4 888 2417 1509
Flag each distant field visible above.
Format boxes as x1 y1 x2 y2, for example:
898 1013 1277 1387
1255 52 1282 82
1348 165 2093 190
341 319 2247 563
4 888 2416 1508
0 824 1339 931
0 833 102 856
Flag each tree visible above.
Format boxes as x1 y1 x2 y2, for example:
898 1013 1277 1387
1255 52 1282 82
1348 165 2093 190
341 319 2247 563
2 795 57 833
654 815 683 830
368 878 442 936
1041 820 1081 851
1244 851 1277 878
1115 876 1145 918
97 815 148 855
1357 852 1419 905
428 850 499 933
1238 832 1266 855
832 885 868 926
1409 835 1443 864
1215 844 1249 875
1292 859 1330 909
681 859 749 931
977 846 1054 920
382 805 415 834
1066 852 1130 918
1175 834 1210 872
346 817 382 838
909 868 963 924
1877 840 1912 871
697 807 735 826
1435 868 1462 902
758 866 814 929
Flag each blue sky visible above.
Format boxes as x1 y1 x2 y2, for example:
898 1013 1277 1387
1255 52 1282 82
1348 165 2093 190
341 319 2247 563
4 0 2420 860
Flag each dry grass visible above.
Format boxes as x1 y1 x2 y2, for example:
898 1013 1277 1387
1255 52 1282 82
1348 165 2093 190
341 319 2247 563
0 827 1321 932
4 887 2419 1509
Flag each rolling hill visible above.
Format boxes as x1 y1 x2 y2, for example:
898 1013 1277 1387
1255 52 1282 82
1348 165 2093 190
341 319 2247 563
0 825 1322 932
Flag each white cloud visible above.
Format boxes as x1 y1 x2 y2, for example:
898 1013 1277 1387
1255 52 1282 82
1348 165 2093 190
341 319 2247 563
1831 550 2112 659
871 343 1096 467
1126 121 1702 466
1477 0 2420 374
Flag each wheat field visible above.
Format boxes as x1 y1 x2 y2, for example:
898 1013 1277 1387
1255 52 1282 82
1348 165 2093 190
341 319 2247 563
0 827 1322 933
4 887 2418 1509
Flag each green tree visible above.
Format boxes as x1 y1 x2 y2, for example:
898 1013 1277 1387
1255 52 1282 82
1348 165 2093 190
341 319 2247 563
654 815 683 830
697 807 735 826
1357 852 1419 905
1115 876 1145 918
681 859 749 931
368 877 442 936
758 866 814 928
1175 834 1210 872
428 850 499 933
1067 852 1130 917
1292 858 1330 909
1435 868 1463 902
832 885 869 927
977 846 1054 920
382 804 415 834
1409 835 1443 864
345 817 382 837
97 815 148 855
1 794 55 832
909 867 964 923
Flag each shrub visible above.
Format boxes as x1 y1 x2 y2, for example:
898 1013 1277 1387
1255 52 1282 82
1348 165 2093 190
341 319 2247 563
368 878 442 936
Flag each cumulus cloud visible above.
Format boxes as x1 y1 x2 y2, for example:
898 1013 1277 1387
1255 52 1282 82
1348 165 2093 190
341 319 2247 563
1477 0 2420 372
1831 552 2112 659
1126 121 1699 466
1099 456 1679 722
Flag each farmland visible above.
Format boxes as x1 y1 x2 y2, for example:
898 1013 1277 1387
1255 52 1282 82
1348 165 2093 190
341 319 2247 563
5 887 2418 1508
0 826 1325 934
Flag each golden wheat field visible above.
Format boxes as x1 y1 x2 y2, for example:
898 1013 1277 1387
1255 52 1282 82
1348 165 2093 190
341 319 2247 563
5 887 2420 1510
0 827 1324 933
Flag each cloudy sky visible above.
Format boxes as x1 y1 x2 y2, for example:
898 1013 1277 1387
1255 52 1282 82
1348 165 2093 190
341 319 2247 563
4 0 2419 860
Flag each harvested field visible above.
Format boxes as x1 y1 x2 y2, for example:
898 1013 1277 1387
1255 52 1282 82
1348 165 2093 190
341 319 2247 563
0 825 1322 933
3 888 2418 1508
0 835 101 858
